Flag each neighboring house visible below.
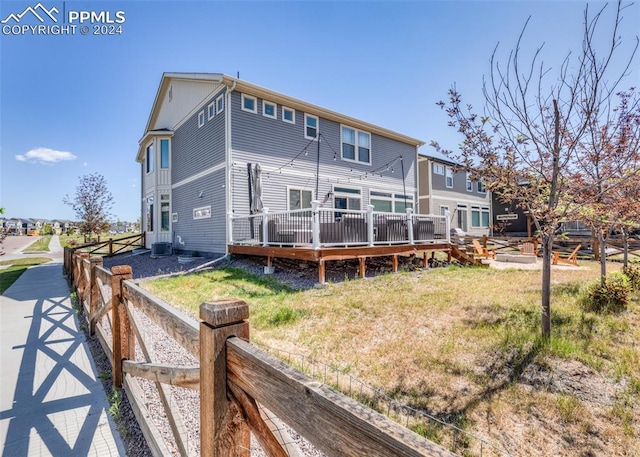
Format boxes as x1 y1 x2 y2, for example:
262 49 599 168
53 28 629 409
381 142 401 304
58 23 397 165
138 73 424 256
417 155 492 237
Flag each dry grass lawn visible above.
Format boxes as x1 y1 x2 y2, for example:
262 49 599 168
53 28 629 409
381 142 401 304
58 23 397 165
143 260 639 457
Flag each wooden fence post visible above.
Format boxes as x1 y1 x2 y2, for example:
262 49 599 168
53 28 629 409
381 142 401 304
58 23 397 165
200 299 250 457
88 257 103 335
112 265 133 388
75 252 90 297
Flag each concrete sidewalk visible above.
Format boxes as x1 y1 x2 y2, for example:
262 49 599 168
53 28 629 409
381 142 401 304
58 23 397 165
0 236 125 456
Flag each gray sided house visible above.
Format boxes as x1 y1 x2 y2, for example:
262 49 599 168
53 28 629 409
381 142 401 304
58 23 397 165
137 73 424 256
417 155 492 237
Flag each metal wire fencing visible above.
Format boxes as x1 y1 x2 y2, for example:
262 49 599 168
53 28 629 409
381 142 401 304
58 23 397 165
253 341 513 457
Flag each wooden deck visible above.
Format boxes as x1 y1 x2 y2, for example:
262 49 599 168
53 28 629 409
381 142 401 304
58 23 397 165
228 242 452 284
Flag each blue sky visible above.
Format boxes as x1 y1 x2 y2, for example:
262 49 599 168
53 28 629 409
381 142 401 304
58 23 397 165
1 0 638 222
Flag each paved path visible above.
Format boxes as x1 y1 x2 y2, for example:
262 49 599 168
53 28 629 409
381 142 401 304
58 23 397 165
0 236 125 456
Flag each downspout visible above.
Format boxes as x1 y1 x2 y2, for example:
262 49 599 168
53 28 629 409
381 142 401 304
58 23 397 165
225 80 237 255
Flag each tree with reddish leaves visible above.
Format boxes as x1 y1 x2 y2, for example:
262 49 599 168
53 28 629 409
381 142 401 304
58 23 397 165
572 88 640 284
431 1 638 339
63 173 114 237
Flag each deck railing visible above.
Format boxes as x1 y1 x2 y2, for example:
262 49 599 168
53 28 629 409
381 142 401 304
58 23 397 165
230 201 450 249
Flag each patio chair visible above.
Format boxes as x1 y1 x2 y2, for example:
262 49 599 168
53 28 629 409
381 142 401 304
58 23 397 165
552 244 581 266
519 242 538 256
472 239 496 260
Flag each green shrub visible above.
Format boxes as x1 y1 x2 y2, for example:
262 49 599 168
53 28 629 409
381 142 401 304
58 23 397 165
579 272 631 314
622 261 640 291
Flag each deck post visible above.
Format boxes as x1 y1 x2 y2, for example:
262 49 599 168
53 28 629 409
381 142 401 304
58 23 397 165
200 299 251 457
445 210 451 243
406 208 414 245
366 204 374 247
311 200 320 250
261 207 270 247
227 211 234 244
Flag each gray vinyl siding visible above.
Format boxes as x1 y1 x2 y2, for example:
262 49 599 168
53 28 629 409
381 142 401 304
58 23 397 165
172 88 227 183
229 91 417 215
171 168 226 256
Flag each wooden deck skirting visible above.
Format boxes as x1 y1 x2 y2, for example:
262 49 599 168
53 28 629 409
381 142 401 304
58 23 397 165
228 242 453 283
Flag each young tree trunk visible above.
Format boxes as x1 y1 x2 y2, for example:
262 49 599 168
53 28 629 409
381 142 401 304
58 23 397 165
599 232 607 286
622 229 629 269
541 234 554 340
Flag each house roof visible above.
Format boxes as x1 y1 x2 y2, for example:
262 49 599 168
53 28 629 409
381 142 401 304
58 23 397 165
418 153 461 168
138 72 424 161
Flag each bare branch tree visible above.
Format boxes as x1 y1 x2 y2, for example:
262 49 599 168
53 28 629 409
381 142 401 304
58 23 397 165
431 0 638 339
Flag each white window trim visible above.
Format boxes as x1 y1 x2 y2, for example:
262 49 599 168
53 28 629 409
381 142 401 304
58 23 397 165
172 213 178 223
241 94 257 114
340 125 371 165
160 194 171 232
262 100 277 119
433 163 445 175
304 113 319 140
471 206 490 228
216 94 224 114
445 167 453 188
208 102 215 120
159 138 170 169
440 205 449 216
286 186 314 212
198 110 205 127
369 189 393 212
477 182 487 194
333 185 363 211
193 205 212 220
146 142 154 174
282 106 295 124
466 173 473 192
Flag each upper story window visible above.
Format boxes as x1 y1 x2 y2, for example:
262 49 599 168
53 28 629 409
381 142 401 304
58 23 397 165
282 106 295 124
208 101 215 120
146 143 154 173
477 182 486 193
216 94 224 114
466 173 473 192
341 126 371 164
263 100 277 119
305 114 318 140
445 167 453 188
198 110 205 127
241 94 257 113
160 139 170 169
433 163 445 175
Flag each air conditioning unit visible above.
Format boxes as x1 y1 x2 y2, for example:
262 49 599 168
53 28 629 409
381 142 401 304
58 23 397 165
151 242 172 256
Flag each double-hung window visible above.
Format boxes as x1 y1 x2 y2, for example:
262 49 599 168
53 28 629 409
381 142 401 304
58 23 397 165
433 163 445 175
341 126 371 164
445 167 453 188
208 102 215 120
466 173 473 191
305 114 318 139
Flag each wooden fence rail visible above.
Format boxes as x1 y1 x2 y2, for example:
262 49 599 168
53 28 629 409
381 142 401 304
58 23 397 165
67 249 455 457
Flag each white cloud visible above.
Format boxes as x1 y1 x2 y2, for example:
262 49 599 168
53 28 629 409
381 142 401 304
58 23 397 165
15 147 77 164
